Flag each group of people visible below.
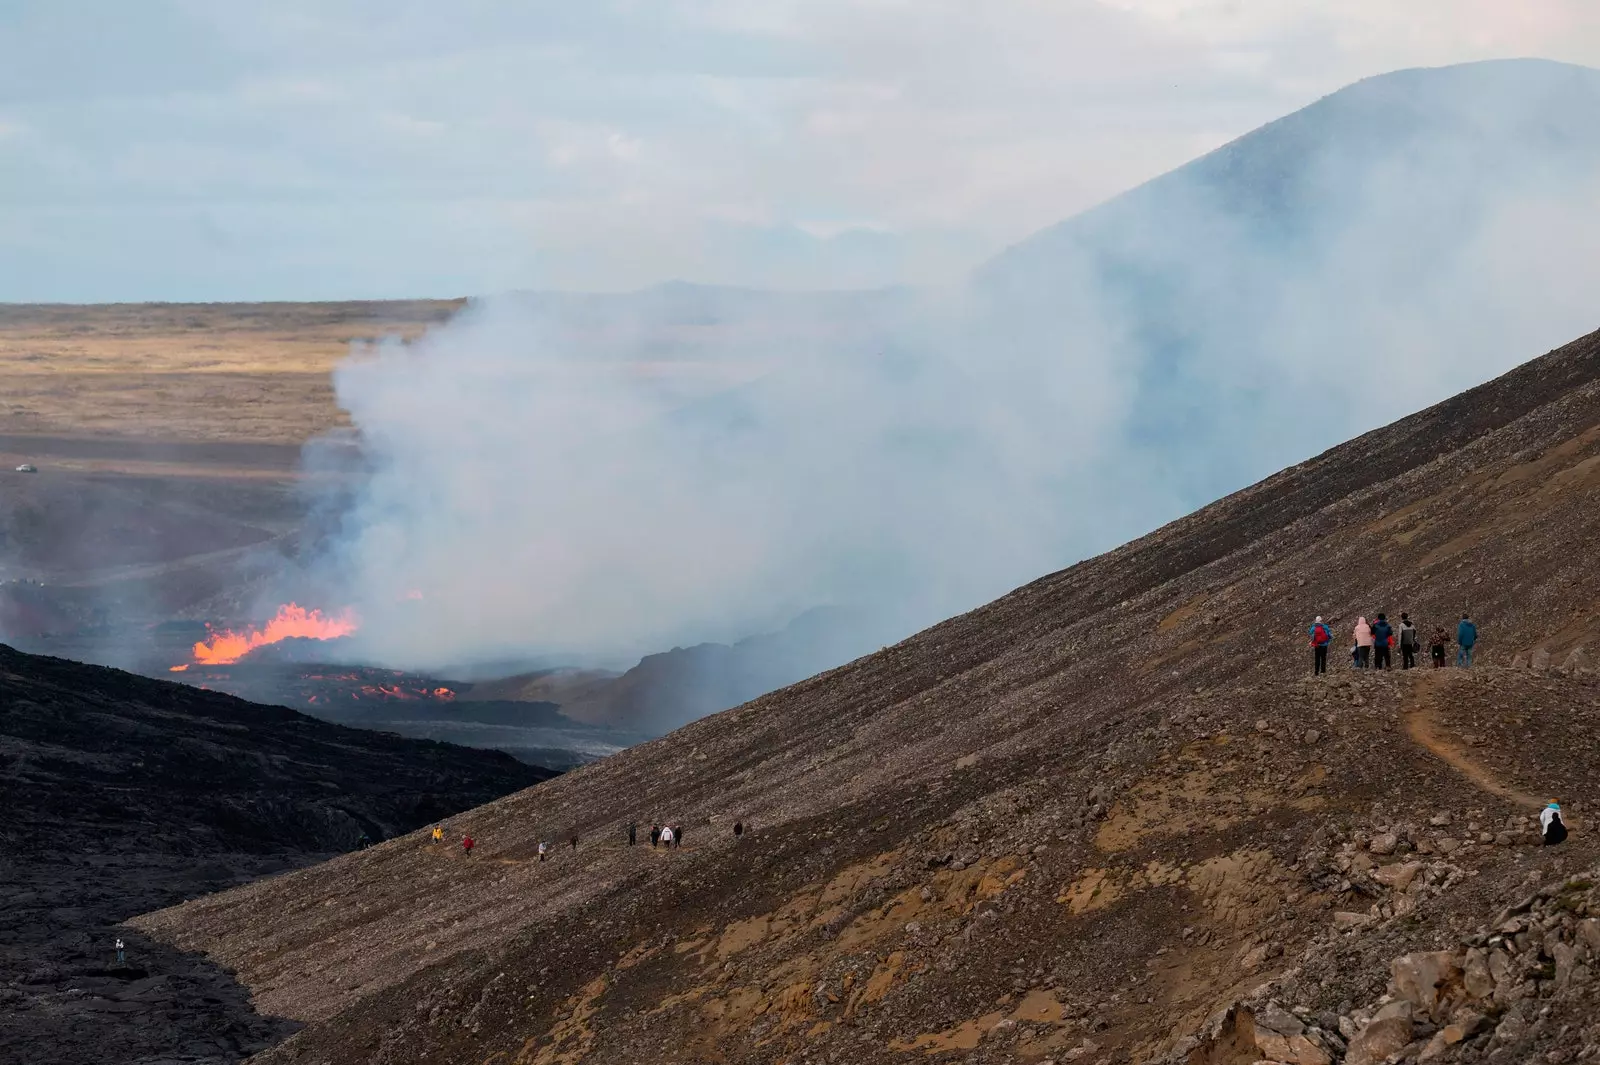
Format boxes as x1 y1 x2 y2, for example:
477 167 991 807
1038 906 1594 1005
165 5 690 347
1308 612 1479 674
426 818 751 860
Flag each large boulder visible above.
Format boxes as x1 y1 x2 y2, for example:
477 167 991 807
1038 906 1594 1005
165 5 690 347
1345 1000 1414 1065
1390 951 1464 1019
1462 947 1495 1000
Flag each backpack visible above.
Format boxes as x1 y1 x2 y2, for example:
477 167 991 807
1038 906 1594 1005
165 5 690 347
1311 623 1330 646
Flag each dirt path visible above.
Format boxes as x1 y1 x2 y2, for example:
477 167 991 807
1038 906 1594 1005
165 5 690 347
1404 672 1545 810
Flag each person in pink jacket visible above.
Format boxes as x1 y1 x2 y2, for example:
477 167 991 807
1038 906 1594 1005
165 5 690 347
1353 617 1373 669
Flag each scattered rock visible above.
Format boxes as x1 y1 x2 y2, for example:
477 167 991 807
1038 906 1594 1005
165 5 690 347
1333 912 1376 932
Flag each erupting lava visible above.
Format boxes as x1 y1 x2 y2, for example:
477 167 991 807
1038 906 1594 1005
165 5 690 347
186 603 359 666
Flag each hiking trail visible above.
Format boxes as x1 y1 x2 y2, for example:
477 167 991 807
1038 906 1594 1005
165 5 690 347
1403 671 1545 810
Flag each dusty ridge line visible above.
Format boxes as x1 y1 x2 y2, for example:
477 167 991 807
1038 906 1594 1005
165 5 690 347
1403 673 1544 810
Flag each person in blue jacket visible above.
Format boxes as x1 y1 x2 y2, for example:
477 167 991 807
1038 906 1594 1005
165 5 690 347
1456 614 1478 667
1371 614 1395 670
1308 615 1333 675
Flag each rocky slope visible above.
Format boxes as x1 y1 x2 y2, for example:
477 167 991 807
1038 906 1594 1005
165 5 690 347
137 323 1600 1065
0 646 550 1065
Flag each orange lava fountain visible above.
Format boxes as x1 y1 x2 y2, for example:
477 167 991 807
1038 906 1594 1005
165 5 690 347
189 603 359 666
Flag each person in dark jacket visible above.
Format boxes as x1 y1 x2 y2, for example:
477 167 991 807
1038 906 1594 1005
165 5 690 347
1397 613 1419 669
1457 614 1478 667
1430 626 1450 668
733 820 745 839
1542 802 1568 846
1371 614 1394 670
628 822 637 846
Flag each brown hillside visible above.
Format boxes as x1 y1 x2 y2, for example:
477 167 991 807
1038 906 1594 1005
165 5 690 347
138 326 1600 1065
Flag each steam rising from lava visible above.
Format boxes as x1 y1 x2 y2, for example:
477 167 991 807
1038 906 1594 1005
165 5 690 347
296 63 1600 675
175 603 359 668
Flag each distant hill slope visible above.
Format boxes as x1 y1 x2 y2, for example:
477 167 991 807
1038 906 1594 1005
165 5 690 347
0 646 549 1065
975 57 1600 505
138 318 1600 1065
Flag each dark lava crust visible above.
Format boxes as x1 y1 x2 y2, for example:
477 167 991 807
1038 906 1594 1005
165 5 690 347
0 645 551 1064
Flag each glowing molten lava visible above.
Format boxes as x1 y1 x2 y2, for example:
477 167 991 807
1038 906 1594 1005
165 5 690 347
190 603 359 666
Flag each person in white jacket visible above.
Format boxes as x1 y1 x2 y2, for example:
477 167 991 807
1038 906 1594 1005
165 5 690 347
660 825 675 847
1541 802 1568 846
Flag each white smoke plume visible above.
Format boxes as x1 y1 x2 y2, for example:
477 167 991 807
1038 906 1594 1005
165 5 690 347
302 60 1600 675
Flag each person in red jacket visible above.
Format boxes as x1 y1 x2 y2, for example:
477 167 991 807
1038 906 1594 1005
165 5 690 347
462 835 475 854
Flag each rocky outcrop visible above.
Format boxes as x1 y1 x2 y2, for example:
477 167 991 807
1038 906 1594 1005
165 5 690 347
1182 870 1600 1065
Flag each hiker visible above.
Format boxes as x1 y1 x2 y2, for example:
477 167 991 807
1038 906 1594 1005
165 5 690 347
1542 802 1568 846
1430 625 1451 668
1308 616 1332 675
570 834 579 851
673 824 684 848
538 841 549 861
733 820 744 839
431 825 443 843
357 832 371 850
1398 613 1419 670
462 834 474 855
115 938 125 966
650 824 661 848
628 821 637 846
1457 614 1478 667
1353 617 1373 669
660 824 675 848
1371 613 1394 670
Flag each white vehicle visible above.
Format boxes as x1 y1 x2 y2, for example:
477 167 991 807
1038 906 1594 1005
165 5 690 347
15 464 37 473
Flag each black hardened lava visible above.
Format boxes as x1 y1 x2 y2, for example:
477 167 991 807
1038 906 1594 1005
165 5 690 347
0 644 551 1065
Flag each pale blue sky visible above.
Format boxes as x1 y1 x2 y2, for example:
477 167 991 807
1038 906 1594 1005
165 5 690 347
3 1 1598 301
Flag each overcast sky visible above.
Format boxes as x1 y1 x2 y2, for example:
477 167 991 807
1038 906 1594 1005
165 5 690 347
4 1 1599 302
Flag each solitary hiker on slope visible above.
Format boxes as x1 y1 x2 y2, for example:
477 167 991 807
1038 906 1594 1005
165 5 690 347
1308 616 1332 675
1372 614 1395 671
1457 614 1479 667
1398 613 1419 670
628 821 637 846
431 825 443 843
462 835 475 855
1542 802 1568 846
1353 617 1374 669
115 938 125 966
538 841 549 861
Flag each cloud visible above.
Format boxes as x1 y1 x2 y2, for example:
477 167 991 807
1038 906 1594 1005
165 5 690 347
4 2 1600 299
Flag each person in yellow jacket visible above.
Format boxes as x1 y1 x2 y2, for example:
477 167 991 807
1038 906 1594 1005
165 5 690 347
431 825 443 843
